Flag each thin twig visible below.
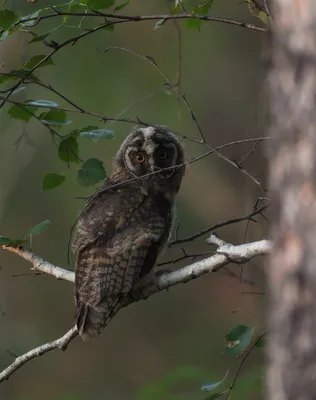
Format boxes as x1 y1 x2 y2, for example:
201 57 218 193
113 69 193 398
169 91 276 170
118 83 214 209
0 19 120 109
237 140 261 166
226 332 266 399
157 250 215 266
97 47 268 189
167 0 184 133
203 140 267 191
98 46 205 142
10 12 268 32
0 326 78 383
168 203 269 246
264 0 272 19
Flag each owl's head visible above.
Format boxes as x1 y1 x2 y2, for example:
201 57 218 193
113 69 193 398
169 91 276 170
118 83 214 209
113 126 185 192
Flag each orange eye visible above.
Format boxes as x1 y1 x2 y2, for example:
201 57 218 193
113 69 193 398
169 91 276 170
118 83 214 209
158 149 167 159
136 152 145 163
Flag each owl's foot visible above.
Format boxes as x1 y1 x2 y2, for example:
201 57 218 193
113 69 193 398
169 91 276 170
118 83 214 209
130 268 172 301
154 267 172 277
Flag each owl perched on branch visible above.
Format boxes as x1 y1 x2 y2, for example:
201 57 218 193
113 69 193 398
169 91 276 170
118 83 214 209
72 126 185 341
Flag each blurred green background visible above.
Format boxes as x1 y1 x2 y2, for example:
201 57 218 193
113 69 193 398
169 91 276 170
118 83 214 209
0 1 268 399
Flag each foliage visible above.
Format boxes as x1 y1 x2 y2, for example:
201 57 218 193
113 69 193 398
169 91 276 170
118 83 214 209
0 0 267 193
0 220 51 246
0 0 269 398
223 325 254 355
137 326 264 399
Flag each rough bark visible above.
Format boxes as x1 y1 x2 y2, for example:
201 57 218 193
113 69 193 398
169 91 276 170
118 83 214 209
267 1 316 399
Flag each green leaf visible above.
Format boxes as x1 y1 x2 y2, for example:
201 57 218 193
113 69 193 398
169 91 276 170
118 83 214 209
0 75 8 84
42 173 66 190
103 23 115 32
58 136 80 163
84 0 115 10
201 370 229 392
255 336 265 348
63 2 87 22
0 237 13 246
25 220 51 238
258 11 269 25
79 129 114 140
40 109 72 126
9 68 39 81
78 158 107 186
0 31 9 41
154 19 166 29
185 1 215 30
29 34 49 44
79 125 99 133
0 235 26 247
5 238 26 246
0 74 15 84
224 325 254 355
23 54 54 70
174 0 182 9
194 0 216 14
0 9 19 30
8 102 38 122
247 0 269 25
27 100 58 108
9 86 26 95
68 125 99 137
185 18 203 31
114 0 130 12
20 10 41 27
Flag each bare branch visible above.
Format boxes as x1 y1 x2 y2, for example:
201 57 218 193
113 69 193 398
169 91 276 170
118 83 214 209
0 236 271 383
1 237 271 288
0 326 78 383
168 203 269 246
11 12 268 33
130 238 271 301
1 245 74 282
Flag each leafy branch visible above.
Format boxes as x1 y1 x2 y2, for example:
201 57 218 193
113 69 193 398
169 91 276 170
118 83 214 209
0 1 269 194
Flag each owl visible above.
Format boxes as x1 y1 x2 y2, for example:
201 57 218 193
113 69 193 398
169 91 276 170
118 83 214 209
72 126 186 341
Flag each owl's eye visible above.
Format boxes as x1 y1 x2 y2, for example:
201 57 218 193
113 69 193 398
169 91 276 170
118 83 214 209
136 152 145 163
158 149 167 159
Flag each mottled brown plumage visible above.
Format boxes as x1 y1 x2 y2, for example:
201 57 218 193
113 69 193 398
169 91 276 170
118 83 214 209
72 126 185 340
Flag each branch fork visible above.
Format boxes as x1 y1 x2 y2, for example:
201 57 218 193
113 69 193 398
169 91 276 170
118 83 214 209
206 233 272 265
0 235 272 383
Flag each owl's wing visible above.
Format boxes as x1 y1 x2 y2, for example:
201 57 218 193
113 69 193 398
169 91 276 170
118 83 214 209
75 235 160 341
71 179 117 253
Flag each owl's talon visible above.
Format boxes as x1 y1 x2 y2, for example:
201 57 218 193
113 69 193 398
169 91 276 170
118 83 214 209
154 267 172 277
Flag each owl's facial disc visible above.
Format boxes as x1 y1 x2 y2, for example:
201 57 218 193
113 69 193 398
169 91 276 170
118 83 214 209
120 127 184 179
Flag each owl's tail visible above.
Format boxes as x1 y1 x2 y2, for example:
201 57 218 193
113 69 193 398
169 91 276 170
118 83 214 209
76 299 121 341
75 243 144 341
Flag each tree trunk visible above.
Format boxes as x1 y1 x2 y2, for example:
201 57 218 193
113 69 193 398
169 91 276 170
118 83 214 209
267 1 316 399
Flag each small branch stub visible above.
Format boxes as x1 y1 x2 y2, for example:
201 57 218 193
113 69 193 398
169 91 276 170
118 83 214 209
206 233 272 264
